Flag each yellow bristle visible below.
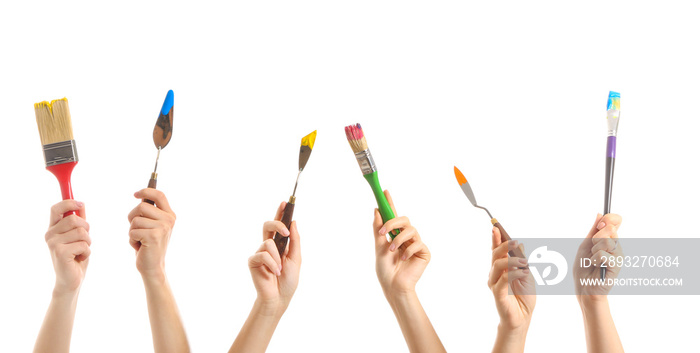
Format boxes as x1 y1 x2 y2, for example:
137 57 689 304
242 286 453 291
347 135 368 153
34 98 74 145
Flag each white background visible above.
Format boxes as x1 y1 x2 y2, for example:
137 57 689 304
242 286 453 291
1 1 698 352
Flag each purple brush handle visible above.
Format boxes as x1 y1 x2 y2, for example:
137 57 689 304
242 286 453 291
606 136 616 158
601 136 617 280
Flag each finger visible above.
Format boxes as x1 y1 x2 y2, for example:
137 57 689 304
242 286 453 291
130 216 162 230
401 239 427 261
134 189 175 215
128 202 171 223
249 251 281 276
490 257 527 286
592 224 618 241
50 200 84 226
287 221 301 263
489 258 509 287
380 216 411 238
595 213 623 231
388 226 417 252
60 241 91 261
492 239 518 264
492 226 502 250
260 239 282 268
507 268 531 283
373 209 388 248
274 202 286 221
48 214 90 238
592 238 617 254
593 249 614 269
586 213 604 238
128 229 150 251
262 220 290 241
384 189 397 215
49 227 91 247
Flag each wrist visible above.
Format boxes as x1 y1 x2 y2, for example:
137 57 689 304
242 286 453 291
253 297 287 320
52 286 81 302
385 289 419 310
578 296 610 324
497 319 530 340
577 294 609 311
140 269 167 286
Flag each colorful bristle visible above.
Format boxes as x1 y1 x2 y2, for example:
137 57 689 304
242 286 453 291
34 98 74 145
345 123 368 153
454 166 467 185
607 91 620 111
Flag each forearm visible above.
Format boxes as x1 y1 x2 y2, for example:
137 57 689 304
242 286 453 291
492 323 529 353
579 297 624 353
142 273 190 353
229 299 285 353
387 291 446 353
34 289 80 353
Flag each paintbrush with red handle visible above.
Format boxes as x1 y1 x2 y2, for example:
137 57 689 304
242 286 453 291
34 98 79 217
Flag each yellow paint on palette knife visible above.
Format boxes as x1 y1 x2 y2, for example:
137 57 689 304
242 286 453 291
301 130 317 150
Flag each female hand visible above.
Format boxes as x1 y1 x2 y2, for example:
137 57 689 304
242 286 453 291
45 200 90 295
248 201 301 313
574 213 624 298
489 227 536 332
127 189 177 279
373 190 430 299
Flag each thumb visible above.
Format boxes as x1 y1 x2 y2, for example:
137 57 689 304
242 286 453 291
586 213 604 238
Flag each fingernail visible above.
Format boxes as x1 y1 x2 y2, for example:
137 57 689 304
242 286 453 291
76 201 84 208
518 258 528 265
401 255 407 261
509 240 518 249
389 243 396 251
283 228 290 236
597 222 606 230
379 227 387 235
277 270 281 276
522 269 530 274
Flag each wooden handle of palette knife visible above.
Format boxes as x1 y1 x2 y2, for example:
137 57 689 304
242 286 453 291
493 221 527 260
143 176 157 205
273 202 295 257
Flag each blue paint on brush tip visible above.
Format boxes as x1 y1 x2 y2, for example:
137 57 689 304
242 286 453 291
607 91 620 110
161 90 174 115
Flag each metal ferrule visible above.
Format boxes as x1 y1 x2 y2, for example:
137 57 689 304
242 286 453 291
354 149 377 175
607 110 620 136
42 140 78 166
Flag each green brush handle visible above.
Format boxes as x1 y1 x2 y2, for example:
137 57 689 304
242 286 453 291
364 171 399 239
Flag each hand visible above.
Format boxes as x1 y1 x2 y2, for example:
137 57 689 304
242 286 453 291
574 213 623 300
45 200 91 295
489 227 536 332
373 190 431 299
248 202 301 314
128 189 176 279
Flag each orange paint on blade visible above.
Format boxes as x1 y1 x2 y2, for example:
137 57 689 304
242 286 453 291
454 166 467 185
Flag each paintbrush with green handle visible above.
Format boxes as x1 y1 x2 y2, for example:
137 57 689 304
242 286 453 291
345 123 398 239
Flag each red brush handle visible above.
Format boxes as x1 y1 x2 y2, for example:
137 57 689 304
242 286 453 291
46 161 77 217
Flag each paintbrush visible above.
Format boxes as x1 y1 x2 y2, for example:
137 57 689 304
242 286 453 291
34 98 79 217
601 91 620 279
345 123 399 239
454 166 527 266
144 90 174 205
273 130 317 257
